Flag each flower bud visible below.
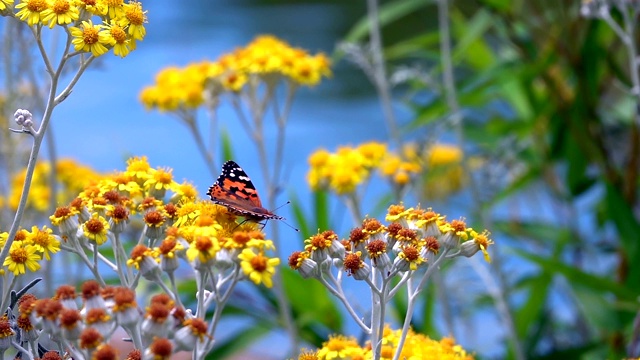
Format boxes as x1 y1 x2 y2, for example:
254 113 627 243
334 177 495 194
14 109 33 127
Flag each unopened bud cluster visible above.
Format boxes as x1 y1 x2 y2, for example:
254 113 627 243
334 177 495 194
0 281 208 359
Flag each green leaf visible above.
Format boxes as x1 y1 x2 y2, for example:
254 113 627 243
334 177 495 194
515 249 638 301
514 273 551 337
343 0 431 43
314 190 330 232
604 184 640 285
281 268 343 332
205 321 271 359
220 127 234 162
451 8 495 68
290 192 312 239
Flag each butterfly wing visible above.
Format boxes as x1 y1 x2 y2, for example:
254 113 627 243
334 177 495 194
208 160 263 208
206 160 286 222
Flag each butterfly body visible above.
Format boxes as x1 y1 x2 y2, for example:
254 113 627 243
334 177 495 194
207 161 284 223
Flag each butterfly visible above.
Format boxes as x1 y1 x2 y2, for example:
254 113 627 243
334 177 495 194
206 160 285 224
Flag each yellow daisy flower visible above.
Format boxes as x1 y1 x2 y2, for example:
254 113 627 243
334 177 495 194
238 249 280 288
3 242 41 275
103 20 131 58
82 213 110 246
121 1 146 41
41 0 79 28
15 0 48 26
27 226 60 260
0 0 14 11
69 20 110 57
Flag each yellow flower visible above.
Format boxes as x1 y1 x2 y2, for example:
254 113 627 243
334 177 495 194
357 141 387 168
238 249 280 288
316 334 361 360
102 0 124 19
186 235 220 265
121 1 147 41
76 0 106 15
143 167 174 195
82 213 110 246
423 143 464 199
3 242 41 275
103 21 131 58
125 156 154 183
169 181 198 202
41 0 78 28
15 0 48 26
70 20 110 57
0 0 14 11
27 226 60 261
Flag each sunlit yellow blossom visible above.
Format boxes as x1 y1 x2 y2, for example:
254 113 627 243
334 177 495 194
357 141 386 168
466 229 494 263
70 20 110 57
82 213 110 245
15 0 48 26
103 21 131 58
121 1 146 40
75 0 106 15
316 334 361 360
186 235 220 264
310 327 473 360
169 181 198 202
41 0 78 28
140 63 210 111
3 242 41 275
238 249 279 288
125 156 154 183
144 167 174 193
0 0 14 11
27 226 60 261
423 143 464 199
102 0 123 19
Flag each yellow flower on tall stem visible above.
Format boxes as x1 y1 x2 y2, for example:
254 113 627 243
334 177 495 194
15 0 48 26
121 1 147 41
82 213 110 246
41 0 79 28
69 20 110 57
3 242 41 275
27 226 60 260
0 0 14 11
103 20 131 58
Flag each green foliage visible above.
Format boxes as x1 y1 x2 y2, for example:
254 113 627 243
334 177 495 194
336 0 640 358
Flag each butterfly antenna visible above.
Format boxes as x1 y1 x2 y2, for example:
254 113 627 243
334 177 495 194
280 219 299 232
272 201 299 232
273 200 291 212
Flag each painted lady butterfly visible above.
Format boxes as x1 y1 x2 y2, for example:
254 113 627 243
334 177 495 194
206 160 284 223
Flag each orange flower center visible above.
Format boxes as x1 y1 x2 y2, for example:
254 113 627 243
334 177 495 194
51 0 70 14
27 0 47 12
9 248 27 264
82 26 100 45
250 254 267 272
86 218 104 234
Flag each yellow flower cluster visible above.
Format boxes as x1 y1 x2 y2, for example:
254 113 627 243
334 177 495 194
0 225 60 275
139 35 331 112
3 158 102 213
290 203 493 279
48 156 280 288
307 142 464 197
299 326 473 360
3 0 147 58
